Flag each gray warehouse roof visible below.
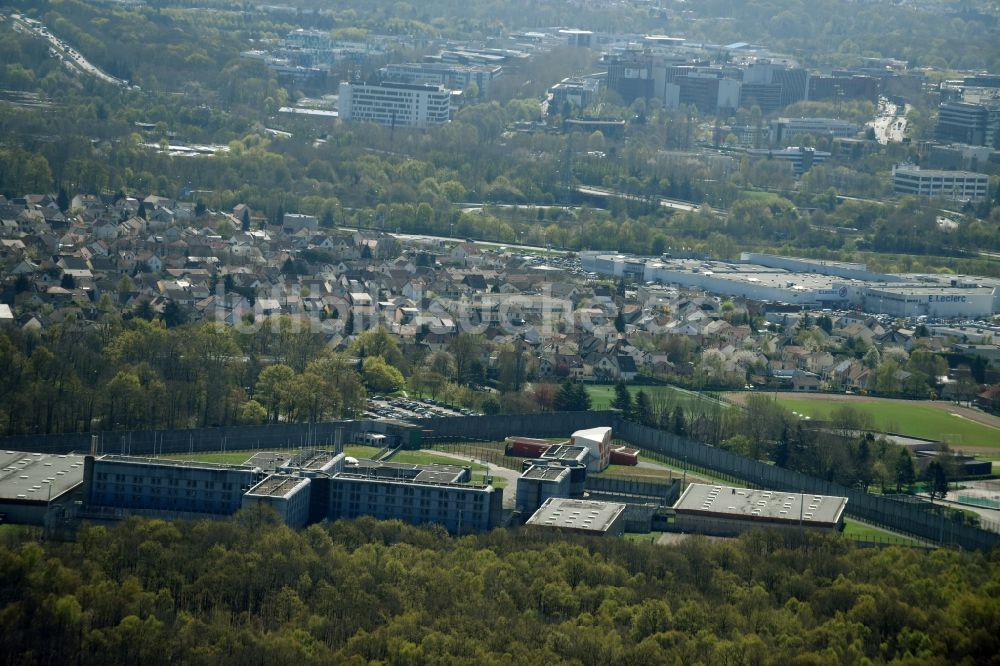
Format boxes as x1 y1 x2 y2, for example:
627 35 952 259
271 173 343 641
0 450 87 503
98 454 260 472
674 484 847 526
245 474 309 498
526 497 626 533
521 465 570 482
541 445 589 463
243 452 294 470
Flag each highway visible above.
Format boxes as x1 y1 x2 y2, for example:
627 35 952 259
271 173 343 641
574 185 726 217
867 99 909 145
10 13 128 88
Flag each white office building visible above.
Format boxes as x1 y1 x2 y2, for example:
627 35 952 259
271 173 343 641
338 81 451 129
892 164 989 202
771 117 858 144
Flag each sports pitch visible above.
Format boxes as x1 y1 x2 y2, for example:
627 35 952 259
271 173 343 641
764 395 1000 449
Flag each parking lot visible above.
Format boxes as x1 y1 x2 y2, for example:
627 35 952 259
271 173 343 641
364 396 479 421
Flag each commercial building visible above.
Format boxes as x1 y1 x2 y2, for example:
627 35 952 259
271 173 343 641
892 164 989 202
583 251 1000 318
770 117 858 145
666 74 741 115
861 285 997 319
808 75 880 102
604 50 656 104
739 83 783 114
741 61 809 111
673 484 847 535
0 451 86 525
936 101 1000 147
745 146 830 175
739 252 895 283
549 76 602 111
560 29 595 48
925 144 994 171
338 81 451 129
635 256 857 308
525 497 627 537
380 62 502 97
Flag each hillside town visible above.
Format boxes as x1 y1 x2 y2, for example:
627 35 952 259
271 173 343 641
2 190 999 412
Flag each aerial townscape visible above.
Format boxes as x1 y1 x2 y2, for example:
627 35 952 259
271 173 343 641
2 0 1000 663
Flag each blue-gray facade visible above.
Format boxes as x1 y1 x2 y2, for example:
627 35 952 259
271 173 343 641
328 473 501 534
84 456 262 516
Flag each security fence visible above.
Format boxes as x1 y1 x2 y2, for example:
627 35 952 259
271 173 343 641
614 418 1000 552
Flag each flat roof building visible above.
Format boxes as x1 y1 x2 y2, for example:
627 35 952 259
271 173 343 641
526 497 627 537
673 484 847 535
339 81 451 129
936 100 1000 147
892 164 989 202
380 62 502 97
343 458 470 484
550 76 602 111
540 444 589 465
242 474 311 528
328 472 501 534
771 117 858 144
746 146 830 176
516 464 570 514
84 455 262 518
0 451 86 525
604 49 656 104
862 285 997 319
583 251 1000 318
560 29 595 48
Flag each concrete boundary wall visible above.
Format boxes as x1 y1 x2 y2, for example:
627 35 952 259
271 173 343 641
614 419 1000 552
5 412 995 550
0 411 617 457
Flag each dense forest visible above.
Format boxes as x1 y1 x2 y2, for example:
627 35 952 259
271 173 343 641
2 513 998 664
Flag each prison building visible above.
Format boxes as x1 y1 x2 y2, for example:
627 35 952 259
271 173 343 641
327 473 501 534
516 464 571 515
83 455 263 517
242 475 312 529
0 451 86 525
673 484 847 536
525 497 627 537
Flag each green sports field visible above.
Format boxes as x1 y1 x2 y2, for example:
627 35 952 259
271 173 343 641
586 384 723 411
772 397 1000 449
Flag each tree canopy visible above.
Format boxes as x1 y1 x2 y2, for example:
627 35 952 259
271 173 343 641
1 514 997 664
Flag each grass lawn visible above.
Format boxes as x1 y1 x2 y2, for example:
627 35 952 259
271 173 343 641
160 445 382 467
592 463 678 482
624 531 666 543
160 450 266 465
773 397 1000 448
389 450 476 467
343 445 381 459
841 519 921 546
389 450 505 488
587 384 720 411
